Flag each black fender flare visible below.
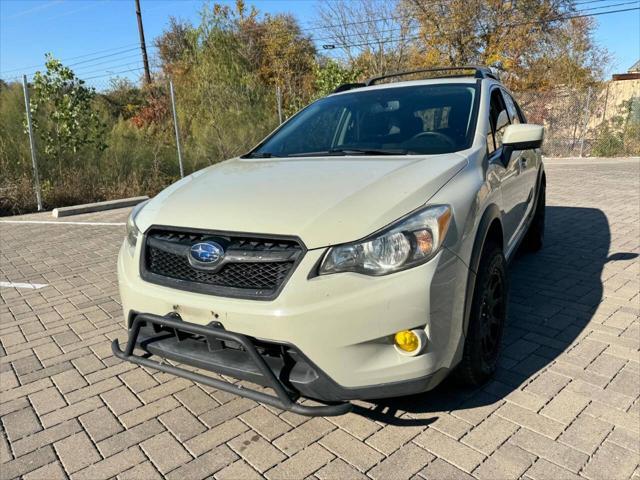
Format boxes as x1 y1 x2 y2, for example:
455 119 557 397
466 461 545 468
462 203 502 334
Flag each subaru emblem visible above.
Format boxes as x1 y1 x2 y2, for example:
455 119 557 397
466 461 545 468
189 241 224 269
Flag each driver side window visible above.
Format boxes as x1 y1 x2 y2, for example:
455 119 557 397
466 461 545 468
487 89 510 155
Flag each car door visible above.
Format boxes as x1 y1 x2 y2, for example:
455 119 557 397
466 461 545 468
487 87 529 252
502 89 539 225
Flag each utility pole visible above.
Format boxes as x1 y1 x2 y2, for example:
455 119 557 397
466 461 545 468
135 0 152 85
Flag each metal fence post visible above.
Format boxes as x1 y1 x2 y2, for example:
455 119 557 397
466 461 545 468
276 85 283 124
579 86 592 158
22 75 43 211
169 79 185 178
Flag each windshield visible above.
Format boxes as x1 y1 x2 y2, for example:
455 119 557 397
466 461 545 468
250 84 478 157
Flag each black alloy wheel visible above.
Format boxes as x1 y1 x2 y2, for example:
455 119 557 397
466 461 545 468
456 241 508 386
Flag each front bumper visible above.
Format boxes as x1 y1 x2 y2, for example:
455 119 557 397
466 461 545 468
118 239 470 394
112 312 353 416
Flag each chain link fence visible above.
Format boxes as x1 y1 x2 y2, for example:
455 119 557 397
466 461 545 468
519 82 640 157
2 74 639 215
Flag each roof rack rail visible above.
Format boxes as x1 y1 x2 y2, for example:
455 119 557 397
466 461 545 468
332 82 366 94
365 66 499 86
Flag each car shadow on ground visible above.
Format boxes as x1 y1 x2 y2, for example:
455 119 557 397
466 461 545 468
352 206 638 426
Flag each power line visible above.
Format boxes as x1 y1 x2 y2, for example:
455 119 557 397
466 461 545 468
3 47 159 82
70 53 147 73
321 5 640 49
304 0 626 33
73 61 145 78
83 67 145 81
574 0 640 10
2 0 629 77
308 0 639 44
0 44 140 75
3 1 634 82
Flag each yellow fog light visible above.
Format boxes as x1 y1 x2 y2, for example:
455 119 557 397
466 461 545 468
395 330 419 352
394 329 427 357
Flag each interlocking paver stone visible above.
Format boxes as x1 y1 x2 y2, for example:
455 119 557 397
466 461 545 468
509 428 589 473
117 461 163 480
28 387 66 416
274 417 335 455
559 414 613 455
54 431 100 474
140 431 192 474
1 405 41 441
582 441 639 480
527 458 584 480
461 415 519 455
22 461 67 480
239 406 292 441
214 460 264 480
418 457 476 480
71 446 146 480
159 406 206 442
472 443 535 480
496 402 565 439
0 446 57 479
79 406 123 442
414 427 486 473
229 431 287 473
367 442 432 480
174 386 218 416
185 417 249 456
365 423 424 455
314 458 369 480
100 385 142 415
166 444 237 480
97 419 164 457
1 159 639 480
265 443 334 480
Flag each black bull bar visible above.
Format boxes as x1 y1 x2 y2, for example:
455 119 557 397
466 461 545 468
111 313 352 416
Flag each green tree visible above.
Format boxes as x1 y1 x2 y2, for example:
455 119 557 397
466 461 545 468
313 58 361 98
30 54 106 176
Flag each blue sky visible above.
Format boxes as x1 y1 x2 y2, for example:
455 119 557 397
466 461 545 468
1 0 638 86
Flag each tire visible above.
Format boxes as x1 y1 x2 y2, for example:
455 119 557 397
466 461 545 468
456 241 508 386
523 179 545 252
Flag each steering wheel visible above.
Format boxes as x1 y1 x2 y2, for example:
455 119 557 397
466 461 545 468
408 131 457 149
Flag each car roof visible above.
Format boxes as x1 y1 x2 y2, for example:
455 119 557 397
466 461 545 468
329 77 497 97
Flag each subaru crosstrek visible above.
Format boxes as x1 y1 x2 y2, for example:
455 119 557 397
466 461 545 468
113 66 545 416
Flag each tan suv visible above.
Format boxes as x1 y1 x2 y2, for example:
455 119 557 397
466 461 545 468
113 66 545 416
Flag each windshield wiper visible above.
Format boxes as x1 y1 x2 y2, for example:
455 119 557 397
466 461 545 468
242 152 274 158
288 148 409 157
330 147 409 155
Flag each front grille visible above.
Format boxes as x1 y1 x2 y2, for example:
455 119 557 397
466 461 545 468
141 228 304 299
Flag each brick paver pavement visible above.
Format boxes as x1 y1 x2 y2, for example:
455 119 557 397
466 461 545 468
1 158 639 480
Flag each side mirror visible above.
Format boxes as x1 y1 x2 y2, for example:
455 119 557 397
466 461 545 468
503 124 544 150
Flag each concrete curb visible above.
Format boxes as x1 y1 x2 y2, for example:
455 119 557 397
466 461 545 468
52 196 149 218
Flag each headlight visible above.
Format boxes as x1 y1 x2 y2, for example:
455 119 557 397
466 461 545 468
125 201 148 248
319 205 452 276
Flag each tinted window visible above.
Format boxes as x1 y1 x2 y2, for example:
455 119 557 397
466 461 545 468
252 84 478 157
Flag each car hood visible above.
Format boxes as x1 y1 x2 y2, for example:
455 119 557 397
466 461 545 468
136 153 468 249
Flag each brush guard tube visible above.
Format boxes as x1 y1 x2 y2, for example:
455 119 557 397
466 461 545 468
111 313 352 417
